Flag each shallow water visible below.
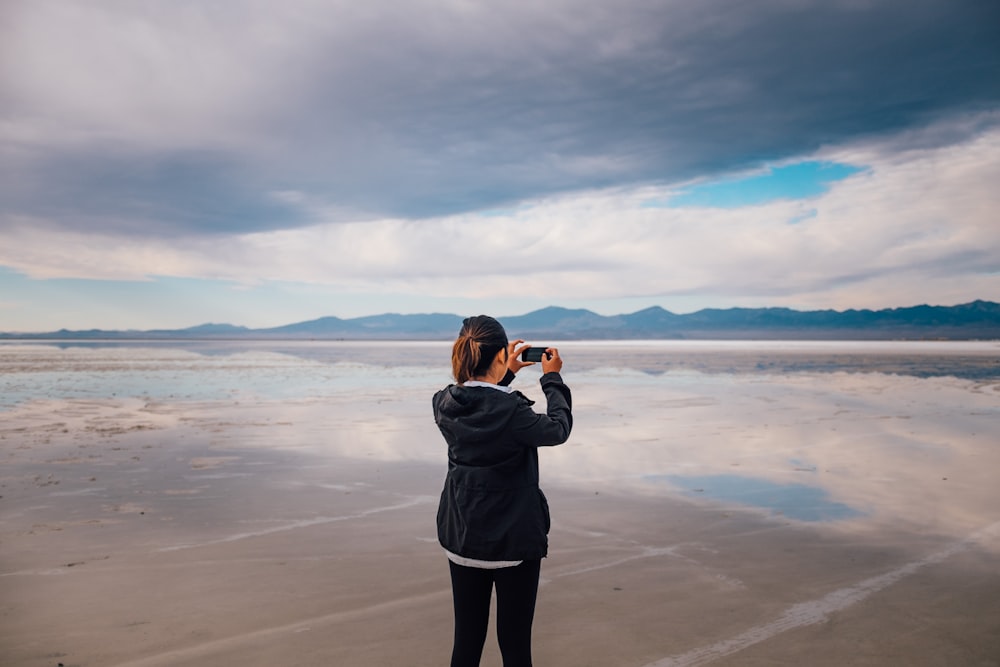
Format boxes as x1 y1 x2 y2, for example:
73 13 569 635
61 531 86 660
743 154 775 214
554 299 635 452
3 339 1000 666
2 340 999 529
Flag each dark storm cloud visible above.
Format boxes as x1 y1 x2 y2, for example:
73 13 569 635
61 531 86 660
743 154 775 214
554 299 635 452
3 0 999 234
2 148 308 235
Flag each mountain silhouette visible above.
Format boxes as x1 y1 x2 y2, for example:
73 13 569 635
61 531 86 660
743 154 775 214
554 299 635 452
4 301 999 340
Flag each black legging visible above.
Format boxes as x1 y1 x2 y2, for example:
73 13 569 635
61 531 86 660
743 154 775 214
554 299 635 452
448 558 541 667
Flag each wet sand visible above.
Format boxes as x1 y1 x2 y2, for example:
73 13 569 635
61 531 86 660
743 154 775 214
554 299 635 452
2 344 999 666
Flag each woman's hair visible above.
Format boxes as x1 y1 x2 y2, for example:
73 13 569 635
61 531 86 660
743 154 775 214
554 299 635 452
451 315 508 384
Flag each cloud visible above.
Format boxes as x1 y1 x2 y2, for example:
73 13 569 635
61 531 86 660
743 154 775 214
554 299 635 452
2 0 998 236
3 117 997 312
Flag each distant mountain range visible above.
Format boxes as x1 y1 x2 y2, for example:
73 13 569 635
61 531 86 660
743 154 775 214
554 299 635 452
3 300 1000 341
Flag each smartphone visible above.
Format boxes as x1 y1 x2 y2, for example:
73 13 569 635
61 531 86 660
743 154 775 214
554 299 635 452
520 347 550 363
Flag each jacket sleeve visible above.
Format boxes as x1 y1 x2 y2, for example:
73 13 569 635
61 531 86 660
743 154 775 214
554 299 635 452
509 372 572 447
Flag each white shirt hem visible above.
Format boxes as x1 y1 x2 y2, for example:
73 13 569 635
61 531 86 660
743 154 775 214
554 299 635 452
445 550 522 569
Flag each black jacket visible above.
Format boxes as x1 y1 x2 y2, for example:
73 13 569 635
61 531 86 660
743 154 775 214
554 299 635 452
434 371 573 561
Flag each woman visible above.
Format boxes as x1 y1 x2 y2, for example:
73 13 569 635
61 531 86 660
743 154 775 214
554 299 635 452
434 315 573 667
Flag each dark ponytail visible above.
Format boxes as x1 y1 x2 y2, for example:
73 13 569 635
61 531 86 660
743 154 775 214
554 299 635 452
451 315 508 384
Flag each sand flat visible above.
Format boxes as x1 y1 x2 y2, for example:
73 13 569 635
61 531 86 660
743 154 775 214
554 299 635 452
2 342 999 666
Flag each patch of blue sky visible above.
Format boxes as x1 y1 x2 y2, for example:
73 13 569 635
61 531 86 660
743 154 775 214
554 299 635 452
0 270 316 332
788 208 818 225
477 206 527 218
644 160 865 209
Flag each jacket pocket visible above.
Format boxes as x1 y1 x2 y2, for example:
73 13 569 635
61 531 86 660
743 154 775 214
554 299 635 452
538 488 551 534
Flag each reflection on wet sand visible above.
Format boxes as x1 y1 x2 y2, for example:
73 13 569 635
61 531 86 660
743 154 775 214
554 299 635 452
1 341 998 666
5 338 1000 379
646 474 863 522
555 367 1000 538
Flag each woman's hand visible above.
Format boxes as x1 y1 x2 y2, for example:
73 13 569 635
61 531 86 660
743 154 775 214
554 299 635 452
507 339 534 374
541 347 563 374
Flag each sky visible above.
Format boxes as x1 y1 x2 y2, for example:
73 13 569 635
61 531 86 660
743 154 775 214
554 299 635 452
2 0 999 332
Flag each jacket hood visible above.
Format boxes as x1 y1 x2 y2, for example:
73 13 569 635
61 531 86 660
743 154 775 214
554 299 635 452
433 384 526 444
